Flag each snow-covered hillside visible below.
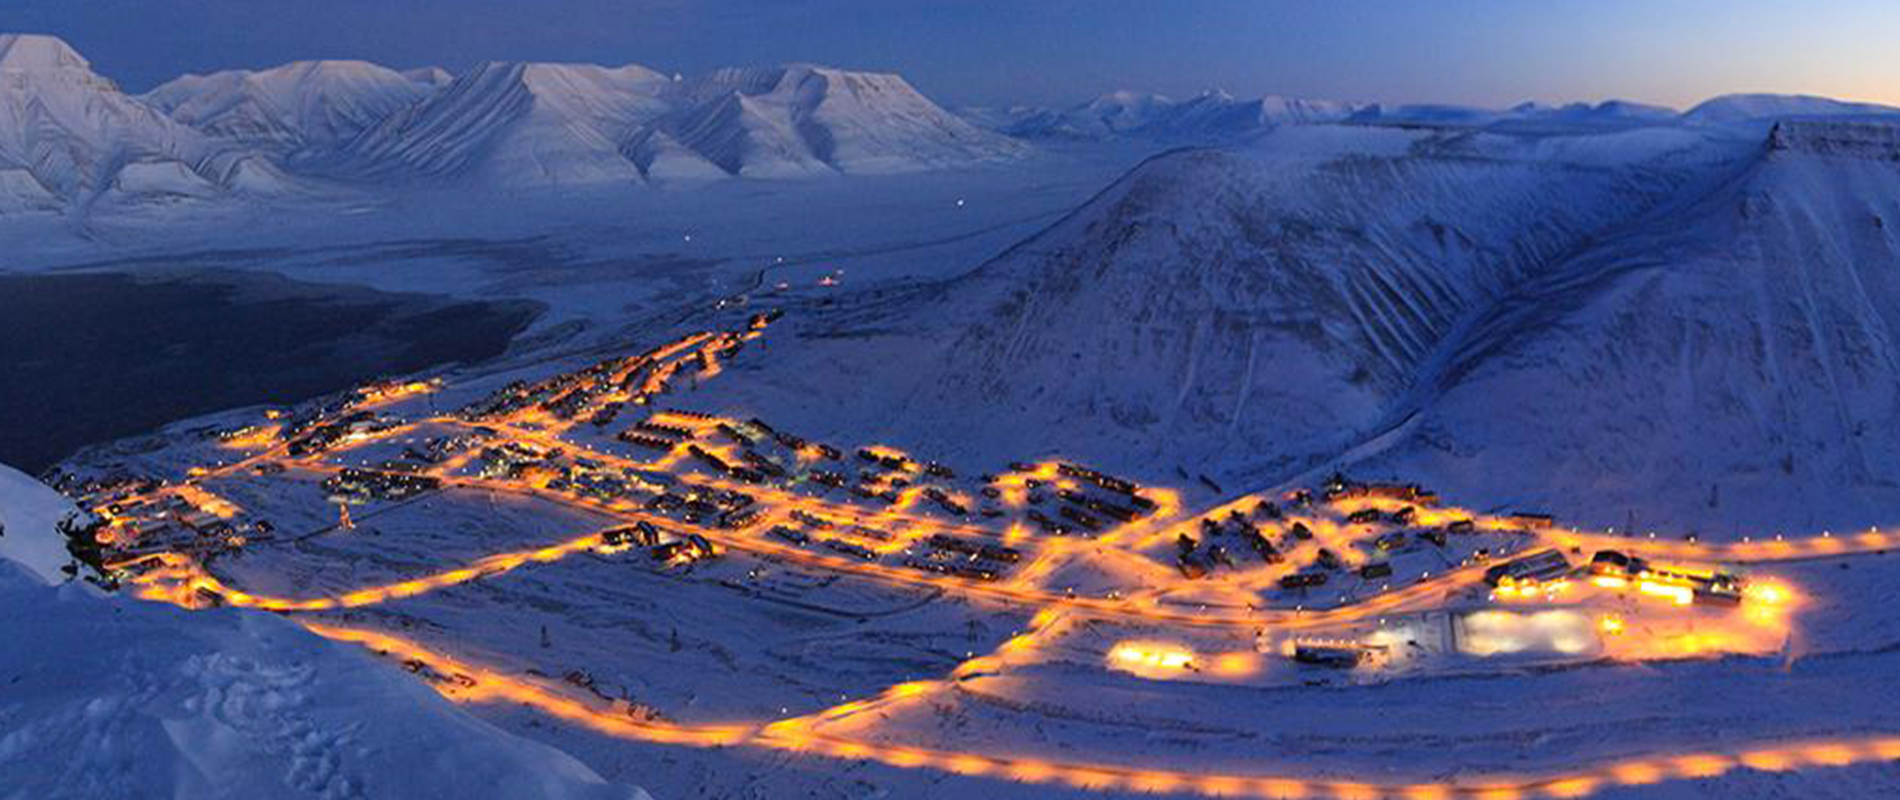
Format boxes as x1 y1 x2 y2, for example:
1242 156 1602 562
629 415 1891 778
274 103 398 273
686 113 1900 540
0 33 210 210
691 125 1750 485
0 563 655 800
1360 119 1900 533
144 60 441 153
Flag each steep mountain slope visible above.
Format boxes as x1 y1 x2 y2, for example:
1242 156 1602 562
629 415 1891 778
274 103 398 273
0 33 208 208
707 125 1746 480
632 81 829 177
344 61 676 185
639 64 1024 176
1360 120 1900 534
144 60 440 153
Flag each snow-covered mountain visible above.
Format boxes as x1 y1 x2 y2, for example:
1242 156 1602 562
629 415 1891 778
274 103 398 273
342 61 675 185
7 30 1900 206
0 33 1030 198
1359 119 1900 532
703 125 1745 481
630 64 1024 178
143 60 442 153
0 33 211 210
342 61 1022 184
708 114 1900 537
994 89 1362 141
1143 91 1363 138
1001 90 1181 139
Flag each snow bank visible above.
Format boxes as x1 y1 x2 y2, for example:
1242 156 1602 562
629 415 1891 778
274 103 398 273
0 562 655 800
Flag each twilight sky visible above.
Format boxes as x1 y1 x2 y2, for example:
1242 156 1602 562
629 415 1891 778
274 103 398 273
13 0 1900 110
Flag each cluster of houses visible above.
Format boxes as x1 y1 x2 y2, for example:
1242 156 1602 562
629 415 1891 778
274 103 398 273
1003 462 1159 537
274 377 439 455
321 467 441 504
645 486 759 529
459 318 769 427
56 477 276 573
600 522 719 567
285 410 401 457
902 533 1022 582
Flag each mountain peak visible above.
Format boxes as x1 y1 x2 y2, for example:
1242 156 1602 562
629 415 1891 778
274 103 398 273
0 34 89 72
142 58 437 151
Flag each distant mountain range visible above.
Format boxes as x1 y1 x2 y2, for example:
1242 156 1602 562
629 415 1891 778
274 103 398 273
4 31 1900 216
971 90 1366 141
0 33 1025 211
969 89 1900 141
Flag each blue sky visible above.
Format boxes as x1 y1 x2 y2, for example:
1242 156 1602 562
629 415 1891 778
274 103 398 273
13 0 1900 110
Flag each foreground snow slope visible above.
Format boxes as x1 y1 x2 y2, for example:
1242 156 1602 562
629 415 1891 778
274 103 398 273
0 462 653 800
0 566 654 800
0 459 78 583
